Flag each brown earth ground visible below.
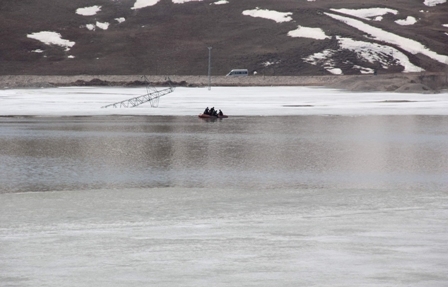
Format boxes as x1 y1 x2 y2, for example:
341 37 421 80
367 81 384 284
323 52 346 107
1 72 447 93
1 1 447 77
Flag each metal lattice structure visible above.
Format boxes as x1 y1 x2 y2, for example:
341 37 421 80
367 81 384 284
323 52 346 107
101 76 174 109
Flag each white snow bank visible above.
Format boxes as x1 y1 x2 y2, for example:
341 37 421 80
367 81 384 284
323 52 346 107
337 37 422 72
303 49 341 75
27 31 75 51
1 87 448 116
325 12 448 65
304 36 423 74
304 49 333 62
84 22 110 31
96 21 110 30
115 17 126 23
132 0 203 6
395 16 417 25
131 0 160 9
243 8 293 23
424 0 447 6
374 16 384 21
327 68 342 75
172 0 203 3
212 0 228 4
287 26 330 40
330 8 397 21
76 5 101 16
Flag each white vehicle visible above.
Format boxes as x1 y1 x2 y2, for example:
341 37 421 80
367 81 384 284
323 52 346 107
226 69 248 76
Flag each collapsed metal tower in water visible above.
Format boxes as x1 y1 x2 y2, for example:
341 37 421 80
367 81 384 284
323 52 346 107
101 76 174 108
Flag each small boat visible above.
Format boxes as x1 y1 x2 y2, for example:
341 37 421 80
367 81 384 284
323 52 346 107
198 113 228 119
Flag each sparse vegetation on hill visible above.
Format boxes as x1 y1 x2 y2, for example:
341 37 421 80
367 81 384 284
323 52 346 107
1 0 447 77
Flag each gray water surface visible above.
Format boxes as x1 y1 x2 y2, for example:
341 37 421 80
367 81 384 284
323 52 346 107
1 115 447 193
1 115 448 287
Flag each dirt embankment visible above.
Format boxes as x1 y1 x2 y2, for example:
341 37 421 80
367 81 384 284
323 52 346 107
1 73 446 93
328 73 447 93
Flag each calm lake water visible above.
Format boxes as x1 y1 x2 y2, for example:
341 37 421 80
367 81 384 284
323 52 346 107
1 115 448 287
0 115 447 193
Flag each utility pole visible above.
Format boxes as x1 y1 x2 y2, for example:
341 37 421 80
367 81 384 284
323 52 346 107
208 46 212 91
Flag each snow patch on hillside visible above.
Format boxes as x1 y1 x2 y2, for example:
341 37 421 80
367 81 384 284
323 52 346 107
96 22 110 30
327 68 342 75
132 0 204 5
173 0 203 3
338 37 422 72
303 50 339 74
330 8 397 21
263 60 280 67
212 0 228 5
115 18 126 23
84 22 110 31
424 0 447 6
395 16 417 25
76 6 101 16
27 31 75 51
353 65 375 74
131 0 160 9
304 36 423 74
288 26 330 39
325 12 448 65
243 8 293 23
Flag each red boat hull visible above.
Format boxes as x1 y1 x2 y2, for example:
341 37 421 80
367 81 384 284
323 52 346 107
198 114 228 119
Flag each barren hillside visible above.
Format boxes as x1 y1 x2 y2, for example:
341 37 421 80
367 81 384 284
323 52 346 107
1 0 447 76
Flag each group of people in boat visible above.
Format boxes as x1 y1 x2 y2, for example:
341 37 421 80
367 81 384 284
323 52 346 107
203 107 224 117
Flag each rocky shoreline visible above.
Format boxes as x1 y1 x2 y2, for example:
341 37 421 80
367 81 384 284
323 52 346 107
1 73 446 93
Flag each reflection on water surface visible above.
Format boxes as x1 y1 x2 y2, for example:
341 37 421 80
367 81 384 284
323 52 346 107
1 115 447 193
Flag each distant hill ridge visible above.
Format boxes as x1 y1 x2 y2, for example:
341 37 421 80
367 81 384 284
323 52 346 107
1 0 447 76
2 72 446 94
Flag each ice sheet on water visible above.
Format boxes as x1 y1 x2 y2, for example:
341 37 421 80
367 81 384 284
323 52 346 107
0 86 448 116
0 187 447 286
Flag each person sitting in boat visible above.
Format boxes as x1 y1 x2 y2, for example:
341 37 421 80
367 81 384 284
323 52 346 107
203 107 209 115
209 107 215 115
218 109 223 116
